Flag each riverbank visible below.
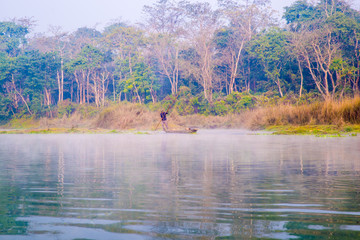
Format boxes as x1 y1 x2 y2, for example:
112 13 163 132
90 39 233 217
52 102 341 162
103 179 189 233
266 124 360 137
1 97 359 136
1 124 359 137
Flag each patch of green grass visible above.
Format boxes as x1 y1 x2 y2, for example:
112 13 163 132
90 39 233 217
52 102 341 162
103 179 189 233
267 124 360 137
315 134 343 138
67 128 80 133
134 131 149 135
28 129 51 134
344 126 353 132
347 124 360 132
0 127 117 134
4 117 39 129
0 130 20 134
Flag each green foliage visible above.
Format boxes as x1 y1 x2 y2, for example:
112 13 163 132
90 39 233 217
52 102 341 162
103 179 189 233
214 28 231 49
0 22 28 57
68 45 105 72
170 91 256 116
226 92 255 111
0 52 10 86
0 50 60 118
210 100 229 115
75 104 99 118
250 27 290 96
236 95 255 110
0 0 360 121
284 0 319 30
57 101 75 118
0 95 13 122
119 60 159 104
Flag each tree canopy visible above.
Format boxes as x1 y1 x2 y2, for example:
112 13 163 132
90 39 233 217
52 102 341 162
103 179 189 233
0 0 359 121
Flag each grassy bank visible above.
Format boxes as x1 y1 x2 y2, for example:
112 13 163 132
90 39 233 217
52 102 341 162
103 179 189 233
1 97 359 136
240 97 360 129
266 125 360 136
238 97 360 135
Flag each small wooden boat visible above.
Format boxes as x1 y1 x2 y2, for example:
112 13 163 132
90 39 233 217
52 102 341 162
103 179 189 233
165 128 198 134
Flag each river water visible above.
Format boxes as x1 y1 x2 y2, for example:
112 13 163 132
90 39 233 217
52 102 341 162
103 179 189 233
0 130 360 239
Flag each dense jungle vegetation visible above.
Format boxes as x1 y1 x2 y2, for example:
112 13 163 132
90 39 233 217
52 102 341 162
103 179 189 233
0 0 359 128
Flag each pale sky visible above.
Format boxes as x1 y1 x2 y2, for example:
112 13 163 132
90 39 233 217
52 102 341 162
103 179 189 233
0 0 298 34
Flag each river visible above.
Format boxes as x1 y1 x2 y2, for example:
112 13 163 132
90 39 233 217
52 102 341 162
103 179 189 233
0 130 360 239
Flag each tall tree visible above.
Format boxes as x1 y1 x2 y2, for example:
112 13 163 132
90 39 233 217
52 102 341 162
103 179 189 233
181 1 221 101
0 21 28 57
250 28 290 97
66 28 102 104
29 26 69 103
143 0 185 95
218 0 274 93
102 25 147 102
68 45 106 106
327 11 360 95
120 60 159 104
286 0 358 99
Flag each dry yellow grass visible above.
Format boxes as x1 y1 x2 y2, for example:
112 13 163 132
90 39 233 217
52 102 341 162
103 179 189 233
40 112 94 129
95 103 159 130
240 97 360 129
4 97 359 132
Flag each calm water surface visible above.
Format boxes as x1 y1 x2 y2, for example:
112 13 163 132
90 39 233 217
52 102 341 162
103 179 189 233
0 130 360 239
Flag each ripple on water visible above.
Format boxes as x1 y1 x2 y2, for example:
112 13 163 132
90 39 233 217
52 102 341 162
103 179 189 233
1 133 360 239
13 216 147 240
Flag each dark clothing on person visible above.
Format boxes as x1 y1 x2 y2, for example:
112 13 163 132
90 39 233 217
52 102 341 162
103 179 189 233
160 111 168 121
160 111 169 131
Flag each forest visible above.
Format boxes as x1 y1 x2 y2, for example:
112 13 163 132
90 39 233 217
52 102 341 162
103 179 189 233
0 0 359 127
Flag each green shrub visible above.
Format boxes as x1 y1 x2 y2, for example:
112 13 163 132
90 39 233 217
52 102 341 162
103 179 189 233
76 104 99 118
211 100 229 116
57 100 75 118
225 92 242 105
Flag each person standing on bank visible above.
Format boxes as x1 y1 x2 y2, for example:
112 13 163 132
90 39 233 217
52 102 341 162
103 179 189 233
160 111 168 131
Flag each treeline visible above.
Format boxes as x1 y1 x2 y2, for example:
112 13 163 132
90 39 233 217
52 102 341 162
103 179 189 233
0 0 359 121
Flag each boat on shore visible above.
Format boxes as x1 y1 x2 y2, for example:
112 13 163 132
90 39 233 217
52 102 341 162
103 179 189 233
165 128 198 134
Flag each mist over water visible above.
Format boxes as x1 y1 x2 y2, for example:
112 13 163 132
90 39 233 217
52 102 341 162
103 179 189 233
0 130 360 239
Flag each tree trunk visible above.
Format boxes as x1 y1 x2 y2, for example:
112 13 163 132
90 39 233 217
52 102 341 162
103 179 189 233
86 70 90 103
113 76 116 102
11 75 32 115
57 70 61 103
74 72 81 104
44 88 53 118
93 74 99 107
134 86 142 104
70 79 74 102
276 78 283 97
100 72 109 107
303 52 327 99
297 57 304 99
229 40 245 94
60 59 64 102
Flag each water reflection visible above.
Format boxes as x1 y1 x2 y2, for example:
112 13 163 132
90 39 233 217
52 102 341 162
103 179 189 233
0 130 360 239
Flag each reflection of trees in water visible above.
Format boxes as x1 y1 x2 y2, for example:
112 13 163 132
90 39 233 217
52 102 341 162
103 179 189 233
1 134 360 238
150 135 360 238
0 186 28 234
57 146 64 208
